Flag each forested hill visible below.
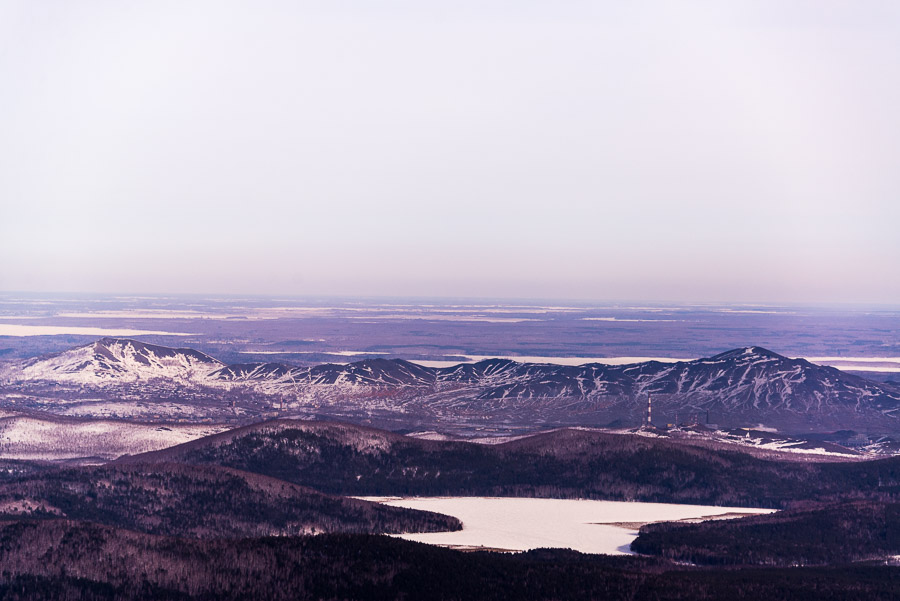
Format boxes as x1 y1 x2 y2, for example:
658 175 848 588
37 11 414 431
0 462 459 538
0 520 899 601
120 419 900 508
632 500 900 566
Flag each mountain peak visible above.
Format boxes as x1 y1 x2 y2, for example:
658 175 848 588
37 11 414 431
708 347 786 362
16 337 223 385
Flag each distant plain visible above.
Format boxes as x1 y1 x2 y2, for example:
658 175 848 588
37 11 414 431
1 294 897 383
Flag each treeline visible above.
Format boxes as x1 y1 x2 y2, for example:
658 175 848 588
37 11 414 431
632 500 900 566
0 462 460 538
0 520 898 601
128 422 900 508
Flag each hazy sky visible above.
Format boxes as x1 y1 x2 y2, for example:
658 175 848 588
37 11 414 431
2 1 899 303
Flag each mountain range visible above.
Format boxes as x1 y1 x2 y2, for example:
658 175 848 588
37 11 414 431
3 338 900 433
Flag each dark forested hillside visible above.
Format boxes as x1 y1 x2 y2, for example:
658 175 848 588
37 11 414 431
632 500 900 566
0 462 460 537
0 459 55 482
122 419 900 508
0 520 898 601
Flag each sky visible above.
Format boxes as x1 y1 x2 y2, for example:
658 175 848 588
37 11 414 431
2 1 899 303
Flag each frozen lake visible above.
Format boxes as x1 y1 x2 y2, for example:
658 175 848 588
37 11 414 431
363 497 774 554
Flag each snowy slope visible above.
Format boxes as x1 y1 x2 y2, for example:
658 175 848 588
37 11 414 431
0 415 228 461
12 338 223 385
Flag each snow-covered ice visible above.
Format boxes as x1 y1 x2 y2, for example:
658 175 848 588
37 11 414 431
362 497 774 554
802 357 900 373
0 324 189 337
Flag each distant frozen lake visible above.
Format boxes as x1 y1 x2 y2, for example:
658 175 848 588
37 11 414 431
0 324 189 337
363 497 774 555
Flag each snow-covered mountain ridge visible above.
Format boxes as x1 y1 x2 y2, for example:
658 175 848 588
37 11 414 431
4 339 900 433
